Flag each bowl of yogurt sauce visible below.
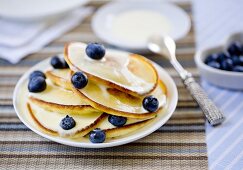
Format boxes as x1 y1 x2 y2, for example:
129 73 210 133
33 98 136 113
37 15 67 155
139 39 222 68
92 1 191 51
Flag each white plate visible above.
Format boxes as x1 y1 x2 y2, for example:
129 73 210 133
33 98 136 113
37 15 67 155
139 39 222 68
13 55 178 148
0 0 89 21
92 1 191 51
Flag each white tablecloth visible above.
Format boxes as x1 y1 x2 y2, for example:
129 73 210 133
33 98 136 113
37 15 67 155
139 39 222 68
193 0 243 169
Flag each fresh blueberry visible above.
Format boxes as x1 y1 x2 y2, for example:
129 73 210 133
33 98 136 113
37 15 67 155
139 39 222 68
71 71 88 89
29 70 46 80
50 56 64 69
232 66 243 72
108 115 127 127
60 115 76 130
217 52 230 63
205 53 219 64
220 58 234 71
89 128 106 143
232 55 241 65
28 76 46 93
227 42 242 56
63 60 69 68
207 61 221 69
85 43 106 60
239 56 243 65
142 95 159 112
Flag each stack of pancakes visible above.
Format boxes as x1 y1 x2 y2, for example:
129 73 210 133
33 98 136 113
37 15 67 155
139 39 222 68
27 42 167 140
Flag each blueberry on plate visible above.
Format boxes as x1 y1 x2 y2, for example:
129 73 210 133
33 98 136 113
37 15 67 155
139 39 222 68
63 60 69 68
60 115 76 130
232 66 243 72
89 128 106 143
142 95 159 112
29 70 46 80
220 58 234 71
71 72 88 89
50 56 64 69
204 53 219 64
28 76 46 93
227 42 242 56
108 115 127 127
207 61 220 69
85 43 106 60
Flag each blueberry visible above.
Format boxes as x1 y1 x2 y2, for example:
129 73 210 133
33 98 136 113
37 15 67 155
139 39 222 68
50 56 64 69
239 56 243 65
71 72 88 89
220 58 234 71
60 115 76 130
108 115 127 127
142 95 159 112
217 52 230 62
227 42 242 56
232 55 241 65
85 43 106 60
63 60 69 68
89 128 106 143
207 61 220 69
232 66 243 72
205 53 219 64
29 70 46 80
28 76 46 93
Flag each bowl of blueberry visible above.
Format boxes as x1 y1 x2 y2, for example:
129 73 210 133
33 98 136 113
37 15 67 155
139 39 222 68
195 32 243 90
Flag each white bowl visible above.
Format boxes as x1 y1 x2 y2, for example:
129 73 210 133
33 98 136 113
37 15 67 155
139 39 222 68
13 55 178 148
92 1 190 51
195 32 243 90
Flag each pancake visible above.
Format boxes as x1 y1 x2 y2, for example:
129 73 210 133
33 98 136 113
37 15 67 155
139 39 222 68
46 69 72 90
28 102 154 139
27 102 105 137
64 42 158 97
29 80 98 115
71 79 167 119
46 69 167 119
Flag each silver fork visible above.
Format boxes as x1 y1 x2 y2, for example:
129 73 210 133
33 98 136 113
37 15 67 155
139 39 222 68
148 35 225 126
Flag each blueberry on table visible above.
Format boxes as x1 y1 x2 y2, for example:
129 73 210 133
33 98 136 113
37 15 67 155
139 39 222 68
89 128 106 143
29 70 46 80
71 72 88 89
232 66 243 72
85 43 106 60
108 115 127 127
220 58 234 71
204 53 219 64
60 115 76 130
50 56 64 69
207 61 220 69
142 95 159 112
227 42 242 56
28 76 46 93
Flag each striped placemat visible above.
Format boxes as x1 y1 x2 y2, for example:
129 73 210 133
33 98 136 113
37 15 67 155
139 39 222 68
0 1 208 169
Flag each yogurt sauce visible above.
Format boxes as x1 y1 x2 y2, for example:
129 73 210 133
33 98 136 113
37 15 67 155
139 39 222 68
111 10 171 44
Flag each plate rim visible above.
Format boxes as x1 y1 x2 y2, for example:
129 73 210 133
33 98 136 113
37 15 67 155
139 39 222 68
92 1 191 51
13 56 178 148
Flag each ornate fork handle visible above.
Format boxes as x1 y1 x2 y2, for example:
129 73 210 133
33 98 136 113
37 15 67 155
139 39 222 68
184 76 225 125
